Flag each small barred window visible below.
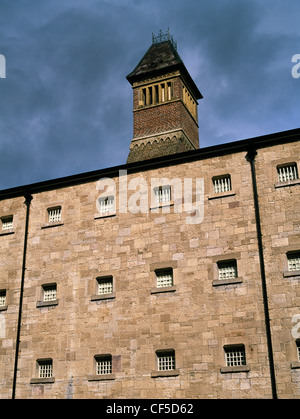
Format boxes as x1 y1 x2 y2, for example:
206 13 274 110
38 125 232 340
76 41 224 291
48 207 61 223
218 260 237 280
0 290 6 306
288 252 300 272
224 345 246 367
95 355 112 375
154 185 171 204
38 360 53 378
97 276 113 295
156 269 173 288
157 350 175 371
213 175 231 193
277 163 298 182
1 215 13 230
43 284 57 302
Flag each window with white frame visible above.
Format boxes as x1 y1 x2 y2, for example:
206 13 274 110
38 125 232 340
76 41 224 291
277 163 298 182
98 196 115 215
224 345 246 367
156 268 173 288
0 290 6 306
1 215 13 230
43 284 57 302
218 260 237 280
38 359 53 378
213 175 232 193
95 355 112 375
157 350 175 371
48 207 61 223
154 185 171 204
97 276 113 295
287 252 300 272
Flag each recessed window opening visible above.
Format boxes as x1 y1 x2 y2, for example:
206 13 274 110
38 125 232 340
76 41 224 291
218 260 237 280
38 359 53 378
213 175 231 193
97 276 113 295
1 215 13 230
43 284 57 302
95 355 112 375
277 163 298 182
156 268 173 288
288 252 300 271
0 290 6 306
154 185 171 204
157 350 175 371
224 345 246 367
48 207 61 223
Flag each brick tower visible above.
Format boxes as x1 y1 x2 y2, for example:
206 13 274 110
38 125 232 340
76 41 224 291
126 30 203 163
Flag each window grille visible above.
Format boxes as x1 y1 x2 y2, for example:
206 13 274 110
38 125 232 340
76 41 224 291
213 175 231 193
288 253 300 271
277 163 298 182
154 185 171 204
38 360 53 378
0 290 6 306
97 277 113 295
96 355 112 375
225 346 246 367
48 207 61 223
1 216 13 230
156 269 173 288
43 284 57 302
98 196 115 215
157 351 175 371
218 260 237 280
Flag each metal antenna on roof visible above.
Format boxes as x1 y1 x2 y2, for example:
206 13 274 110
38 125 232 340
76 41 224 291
152 28 177 50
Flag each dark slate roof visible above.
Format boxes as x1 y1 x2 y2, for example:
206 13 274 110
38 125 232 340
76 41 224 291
126 40 203 99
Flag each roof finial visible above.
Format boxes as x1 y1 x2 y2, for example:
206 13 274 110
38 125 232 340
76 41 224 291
152 28 177 50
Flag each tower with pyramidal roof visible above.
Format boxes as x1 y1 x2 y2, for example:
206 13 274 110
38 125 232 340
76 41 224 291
126 30 203 163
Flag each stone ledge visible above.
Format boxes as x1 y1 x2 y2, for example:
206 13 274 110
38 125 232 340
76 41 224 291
212 277 243 287
274 179 300 189
87 374 115 381
151 369 180 378
36 300 59 308
151 286 177 294
208 192 236 200
220 365 250 374
0 230 15 236
291 361 300 369
91 293 116 302
283 270 300 278
30 377 55 384
41 222 64 229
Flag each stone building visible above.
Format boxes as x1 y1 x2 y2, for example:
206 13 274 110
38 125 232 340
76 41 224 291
0 32 299 399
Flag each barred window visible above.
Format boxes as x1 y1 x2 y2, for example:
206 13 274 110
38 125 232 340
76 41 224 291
218 260 237 280
224 345 246 367
38 359 53 378
213 175 231 193
95 355 112 375
297 341 300 362
277 163 298 182
0 290 6 306
156 268 173 288
287 252 300 272
1 215 13 230
48 207 61 223
98 196 115 215
154 185 171 204
157 350 175 371
97 276 113 295
43 284 57 302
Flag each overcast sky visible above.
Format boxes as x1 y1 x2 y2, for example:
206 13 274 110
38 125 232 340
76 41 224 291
0 0 299 190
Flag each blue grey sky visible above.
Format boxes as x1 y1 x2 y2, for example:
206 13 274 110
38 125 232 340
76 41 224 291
0 0 299 190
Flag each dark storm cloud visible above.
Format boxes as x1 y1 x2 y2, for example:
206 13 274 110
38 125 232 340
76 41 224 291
0 0 299 190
